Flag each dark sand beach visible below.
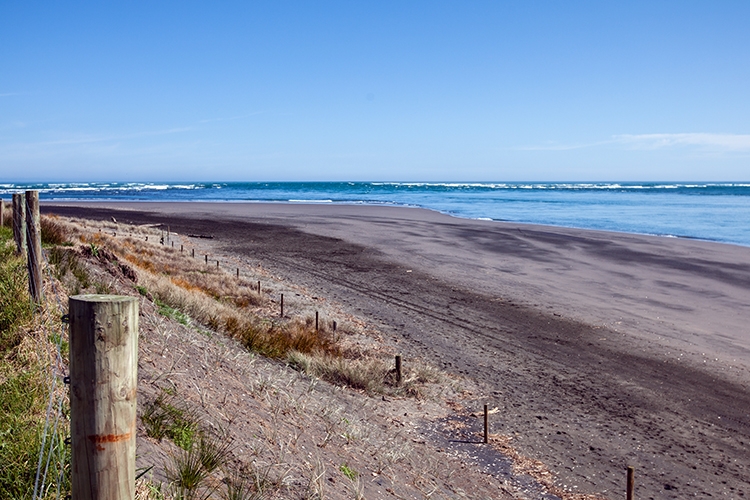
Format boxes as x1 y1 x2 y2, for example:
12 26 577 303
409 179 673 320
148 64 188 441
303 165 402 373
43 202 750 498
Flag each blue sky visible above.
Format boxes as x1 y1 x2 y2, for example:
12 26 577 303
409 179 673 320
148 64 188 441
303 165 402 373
1 1 749 182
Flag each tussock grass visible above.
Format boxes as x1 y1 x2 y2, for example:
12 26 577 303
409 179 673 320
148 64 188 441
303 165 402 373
40 215 69 246
287 351 443 397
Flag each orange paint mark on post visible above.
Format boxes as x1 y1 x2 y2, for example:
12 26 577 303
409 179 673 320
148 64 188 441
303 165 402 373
88 431 133 444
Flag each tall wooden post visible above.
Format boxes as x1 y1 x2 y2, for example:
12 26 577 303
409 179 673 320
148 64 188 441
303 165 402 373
69 295 138 500
0 198 4 228
25 191 42 303
395 355 402 384
12 193 26 258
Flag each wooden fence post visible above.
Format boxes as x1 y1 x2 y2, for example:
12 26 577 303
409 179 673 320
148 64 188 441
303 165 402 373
484 404 490 443
395 355 402 384
280 293 284 317
0 198 4 228
12 193 26 258
627 466 634 500
69 295 138 500
25 191 42 303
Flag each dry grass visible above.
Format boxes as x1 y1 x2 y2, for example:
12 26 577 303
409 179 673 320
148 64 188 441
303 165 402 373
287 350 442 397
55 220 395 378
40 215 70 246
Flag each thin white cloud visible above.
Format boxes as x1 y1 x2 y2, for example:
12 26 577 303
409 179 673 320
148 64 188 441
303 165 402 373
517 133 750 153
613 133 750 151
513 140 611 151
197 111 265 124
39 127 194 146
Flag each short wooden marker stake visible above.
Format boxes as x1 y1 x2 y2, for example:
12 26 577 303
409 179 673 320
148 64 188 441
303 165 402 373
627 466 634 500
192 248 195 257
180 244 183 252
395 355 402 384
258 281 261 294
236 268 239 277
69 295 138 500
216 260 219 268
484 404 490 443
315 311 319 331
205 254 208 264
332 320 337 331
280 294 284 317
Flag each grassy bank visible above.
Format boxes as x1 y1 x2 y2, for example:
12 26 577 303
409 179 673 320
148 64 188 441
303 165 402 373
0 222 70 499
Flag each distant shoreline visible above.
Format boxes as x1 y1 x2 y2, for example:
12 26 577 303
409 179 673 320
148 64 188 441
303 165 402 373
39 197 750 248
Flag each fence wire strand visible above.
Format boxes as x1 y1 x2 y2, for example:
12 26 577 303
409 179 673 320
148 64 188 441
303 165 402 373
31 232 71 500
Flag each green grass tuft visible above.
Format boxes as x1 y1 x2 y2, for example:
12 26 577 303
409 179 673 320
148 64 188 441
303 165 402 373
0 238 33 353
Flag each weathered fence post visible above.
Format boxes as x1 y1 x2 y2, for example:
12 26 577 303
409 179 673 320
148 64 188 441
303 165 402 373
280 293 284 317
395 355 402 384
315 311 319 331
25 191 43 303
0 198 4 228
483 404 489 444
627 466 634 500
69 295 138 500
12 193 26 258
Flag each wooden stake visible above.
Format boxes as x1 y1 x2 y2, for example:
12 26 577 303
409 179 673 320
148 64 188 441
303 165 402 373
627 466 634 500
216 260 219 268
12 193 26 259
236 268 239 278
205 254 208 264
69 295 138 500
395 355 402 384
333 320 337 331
280 293 284 317
25 191 42 304
483 404 489 443
180 244 183 252
192 248 195 257
0 198 3 228
315 311 319 331
258 280 261 294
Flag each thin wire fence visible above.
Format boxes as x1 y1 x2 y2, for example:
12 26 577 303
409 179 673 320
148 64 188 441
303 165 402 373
30 224 71 500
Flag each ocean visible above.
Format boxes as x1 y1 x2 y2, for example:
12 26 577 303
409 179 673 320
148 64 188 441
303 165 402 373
2 181 749 247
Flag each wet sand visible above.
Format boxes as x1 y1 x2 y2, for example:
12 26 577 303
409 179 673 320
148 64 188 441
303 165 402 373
44 201 750 498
